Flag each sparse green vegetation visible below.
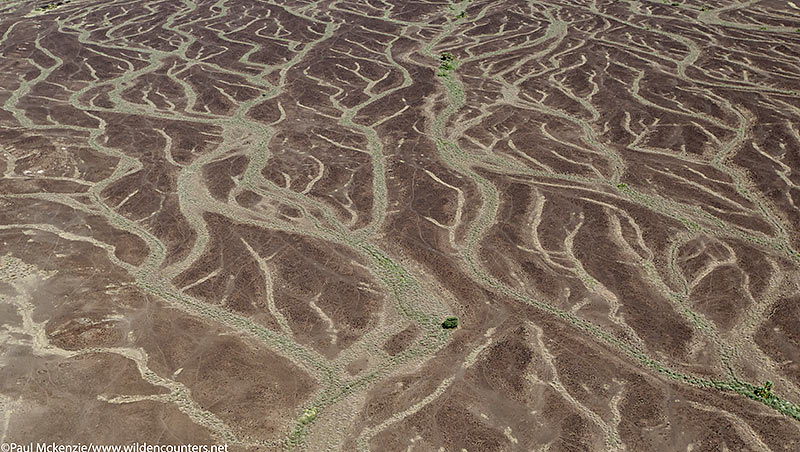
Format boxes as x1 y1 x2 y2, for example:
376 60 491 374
616 183 628 189
36 0 69 11
441 316 459 329
286 406 319 448
456 10 467 19
679 218 702 232
437 52 457 77
754 381 775 399
299 406 318 424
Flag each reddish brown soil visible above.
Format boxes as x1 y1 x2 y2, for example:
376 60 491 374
1 0 800 450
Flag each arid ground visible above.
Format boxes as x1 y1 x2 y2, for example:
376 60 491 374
1 0 800 450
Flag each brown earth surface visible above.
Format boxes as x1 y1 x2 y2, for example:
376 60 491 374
1 0 800 450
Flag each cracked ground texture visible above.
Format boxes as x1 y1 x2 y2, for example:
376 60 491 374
1 0 800 450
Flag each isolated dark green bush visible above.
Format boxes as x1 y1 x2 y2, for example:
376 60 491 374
441 316 459 329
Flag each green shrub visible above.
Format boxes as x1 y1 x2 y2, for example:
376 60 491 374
37 0 70 11
754 381 774 399
299 406 318 424
441 316 459 329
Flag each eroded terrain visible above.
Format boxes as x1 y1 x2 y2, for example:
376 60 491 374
1 0 800 450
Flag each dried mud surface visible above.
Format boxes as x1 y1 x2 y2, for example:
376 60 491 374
1 0 800 450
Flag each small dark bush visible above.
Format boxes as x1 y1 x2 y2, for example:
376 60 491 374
442 317 459 329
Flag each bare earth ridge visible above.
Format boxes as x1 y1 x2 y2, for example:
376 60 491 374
1 0 800 450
